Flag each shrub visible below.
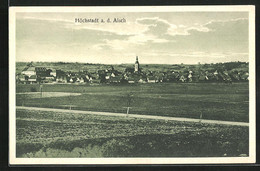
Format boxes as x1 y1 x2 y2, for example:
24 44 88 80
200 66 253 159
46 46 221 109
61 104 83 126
21 146 104 158
30 87 37 92
101 138 134 157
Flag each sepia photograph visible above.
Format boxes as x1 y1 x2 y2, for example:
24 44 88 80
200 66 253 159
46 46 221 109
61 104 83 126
9 6 255 165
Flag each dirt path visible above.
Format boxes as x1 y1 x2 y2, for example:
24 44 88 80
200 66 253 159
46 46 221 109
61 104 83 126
16 106 249 127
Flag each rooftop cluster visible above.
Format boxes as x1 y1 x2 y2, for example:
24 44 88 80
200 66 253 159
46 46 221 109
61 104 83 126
16 58 249 85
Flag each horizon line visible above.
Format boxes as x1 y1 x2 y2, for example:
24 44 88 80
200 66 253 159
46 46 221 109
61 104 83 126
15 61 249 65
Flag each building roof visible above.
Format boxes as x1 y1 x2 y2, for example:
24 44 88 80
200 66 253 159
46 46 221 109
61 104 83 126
110 76 121 82
29 75 37 79
17 74 26 79
35 67 47 72
147 76 156 80
128 76 141 81
23 66 35 72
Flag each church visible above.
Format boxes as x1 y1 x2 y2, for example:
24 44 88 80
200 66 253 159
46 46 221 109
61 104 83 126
134 56 140 72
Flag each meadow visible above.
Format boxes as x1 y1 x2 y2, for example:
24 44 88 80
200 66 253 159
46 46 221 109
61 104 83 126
16 109 249 157
16 82 249 122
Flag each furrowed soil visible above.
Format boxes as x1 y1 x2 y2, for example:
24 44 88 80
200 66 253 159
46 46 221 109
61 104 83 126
16 109 249 158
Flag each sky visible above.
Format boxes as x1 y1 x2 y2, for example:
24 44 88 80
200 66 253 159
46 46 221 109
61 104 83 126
16 12 249 64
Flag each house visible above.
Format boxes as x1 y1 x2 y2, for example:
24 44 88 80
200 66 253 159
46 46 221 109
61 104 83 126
125 67 134 74
188 74 193 82
76 77 80 83
109 76 121 83
17 74 24 81
105 75 110 80
147 76 156 83
127 77 135 83
127 76 139 83
21 66 36 77
240 72 249 81
213 70 219 81
16 74 27 83
50 69 56 77
28 75 37 84
179 75 186 82
157 73 164 83
92 78 101 84
127 74 142 83
56 75 67 83
111 73 116 77
218 72 225 82
69 77 74 83
56 70 67 83
230 70 243 81
45 76 55 82
82 76 89 83
138 78 146 83
35 67 50 77
165 72 176 82
89 77 93 83
80 77 85 83
123 73 128 80
220 72 232 82
192 73 200 82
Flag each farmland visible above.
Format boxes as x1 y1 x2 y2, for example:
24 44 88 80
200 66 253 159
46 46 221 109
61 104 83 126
16 109 249 157
16 82 249 122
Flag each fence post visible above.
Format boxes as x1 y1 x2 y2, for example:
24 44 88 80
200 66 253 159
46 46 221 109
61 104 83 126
199 112 203 122
127 107 130 116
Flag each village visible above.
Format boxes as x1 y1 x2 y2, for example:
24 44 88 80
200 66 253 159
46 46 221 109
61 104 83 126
16 56 249 85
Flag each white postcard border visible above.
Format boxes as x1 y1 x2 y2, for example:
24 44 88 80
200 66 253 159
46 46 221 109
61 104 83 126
9 5 256 165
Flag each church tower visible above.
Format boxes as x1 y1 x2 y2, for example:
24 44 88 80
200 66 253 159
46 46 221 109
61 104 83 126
134 56 140 72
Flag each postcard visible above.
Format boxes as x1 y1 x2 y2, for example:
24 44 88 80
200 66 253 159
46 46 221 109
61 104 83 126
9 6 255 165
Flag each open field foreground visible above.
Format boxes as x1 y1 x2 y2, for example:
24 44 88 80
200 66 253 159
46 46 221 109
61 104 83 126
16 109 249 158
16 106 249 127
16 83 249 122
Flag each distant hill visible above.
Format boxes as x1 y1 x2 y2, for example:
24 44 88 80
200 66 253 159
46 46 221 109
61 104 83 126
16 61 249 74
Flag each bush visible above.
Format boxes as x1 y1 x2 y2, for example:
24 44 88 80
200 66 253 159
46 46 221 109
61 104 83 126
30 87 37 92
101 138 134 157
20 145 104 158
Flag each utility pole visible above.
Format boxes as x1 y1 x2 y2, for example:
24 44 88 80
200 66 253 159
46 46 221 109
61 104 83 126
40 84 43 98
199 99 203 123
70 93 72 110
126 93 133 117
199 112 203 122
68 93 72 110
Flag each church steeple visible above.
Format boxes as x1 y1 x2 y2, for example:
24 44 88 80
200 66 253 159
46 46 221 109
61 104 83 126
135 56 139 72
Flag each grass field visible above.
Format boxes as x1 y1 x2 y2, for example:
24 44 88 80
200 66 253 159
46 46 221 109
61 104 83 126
16 82 249 122
16 109 249 157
